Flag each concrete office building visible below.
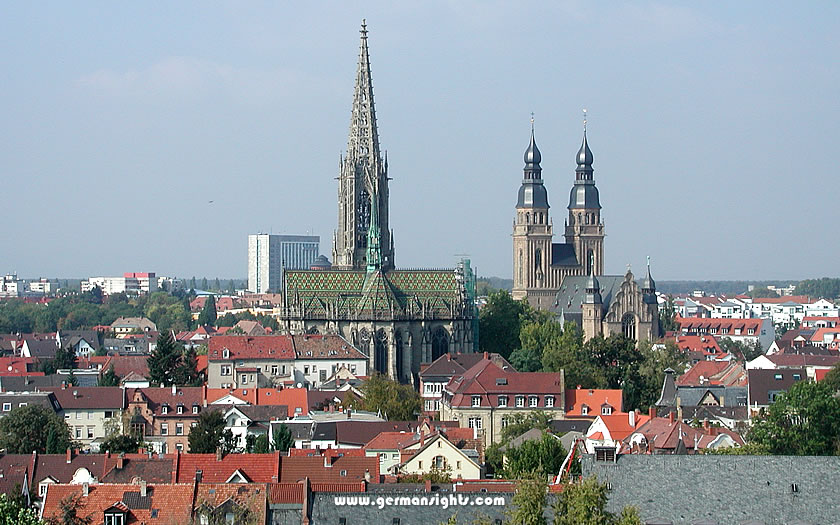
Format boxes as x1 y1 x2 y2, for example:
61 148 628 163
248 234 320 293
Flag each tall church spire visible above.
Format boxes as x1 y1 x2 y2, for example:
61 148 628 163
334 20 394 271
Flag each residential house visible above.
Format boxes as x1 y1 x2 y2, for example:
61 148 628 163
125 386 205 453
100 452 176 484
364 431 426 474
20 339 58 360
278 454 378 483
56 330 101 359
710 300 750 319
656 368 748 428
673 334 729 362
194 483 267 525
207 387 309 417
41 483 193 525
440 356 565 447
805 299 840 318
0 452 34 503
0 391 61 417
676 360 747 387
175 451 282 483
676 316 774 351
110 316 157 335
624 415 744 454
801 315 840 329
102 334 157 355
747 352 839 380
564 387 623 418
32 449 107 501
399 433 482 479
207 335 367 389
223 405 289 450
43 386 124 449
583 410 651 453
746 368 806 416
419 352 513 415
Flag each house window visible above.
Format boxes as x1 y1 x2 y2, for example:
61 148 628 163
104 513 125 525
529 396 538 408
340 470 347 476
501 417 508 428
2 403 10 411
774 374 783 380
545 396 555 408
193 405 199 414
87 427 94 439
161 424 168 436
241 374 248 384
472 396 481 407
222 349 230 359
456 461 461 469
793 374 801 381
418 461 422 469
104 411 113 418
221 365 232 376
176 423 184 435
433 455 446 469
304 366 310 375
468 417 482 429
581 405 589 416
162 405 169 415
516 396 525 408
177 405 184 415
19 402 27 408
39 483 50 497
272 365 278 376
602 406 613 415
498 396 508 407
75 427 82 439
748 328 755 335
175 443 184 452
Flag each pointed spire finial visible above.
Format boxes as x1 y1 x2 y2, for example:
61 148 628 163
530 112 535 131
583 108 587 134
361 19 368 38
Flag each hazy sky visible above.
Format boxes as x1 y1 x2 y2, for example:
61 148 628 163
2 2 838 281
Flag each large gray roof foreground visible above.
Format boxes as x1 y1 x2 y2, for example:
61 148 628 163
581 454 840 524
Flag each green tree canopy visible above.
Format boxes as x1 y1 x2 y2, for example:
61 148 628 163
503 432 566 480
0 492 43 525
507 476 548 525
748 380 840 455
98 365 119 387
358 373 422 421
271 423 294 452
197 295 217 327
99 434 140 454
552 476 642 525
0 404 71 454
188 410 229 454
794 278 840 300
479 290 532 359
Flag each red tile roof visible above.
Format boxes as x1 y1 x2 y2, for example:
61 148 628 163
815 368 830 382
41 483 194 524
564 388 623 416
207 387 308 413
289 448 366 457
278 455 378 483
100 356 150 379
766 353 840 367
445 359 564 408
677 361 747 387
208 335 295 361
753 295 812 304
592 413 651 442
0 357 37 375
128 387 204 417
364 431 422 451
175 452 281 483
194 483 267 522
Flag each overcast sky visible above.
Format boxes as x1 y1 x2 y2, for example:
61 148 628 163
2 2 838 281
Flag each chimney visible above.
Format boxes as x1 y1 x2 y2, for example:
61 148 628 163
703 419 710 432
483 352 488 360
649 406 656 419
171 384 177 396
140 480 147 498
420 433 425 447
195 469 203 482
116 453 124 470
628 410 635 428
82 482 89 496
346 409 352 419
216 447 223 461
365 469 371 483
66 448 72 463
425 479 432 493
668 412 675 424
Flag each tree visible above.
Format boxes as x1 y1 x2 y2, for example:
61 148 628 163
190 276 197 290
552 476 642 525
201 277 209 290
99 434 140 454
216 312 238 327
358 373 422 421
214 278 221 291
540 323 600 389
98 365 119 387
658 297 679 333
822 362 840 393
197 295 217 327
635 340 689 411
506 475 547 525
0 493 42 525
189 410 230 454
272 424 294 452
227 280 236 293
718 337 763 363
253 434 270 453
748 380 840 455
479 290 532 359
44 493 92 525
796 278 840 300
0 405 71 454
172 346 200 386
501 412 552 443
748 286 779 299
503 432 566 479
40 345 77 375
148 331 193 386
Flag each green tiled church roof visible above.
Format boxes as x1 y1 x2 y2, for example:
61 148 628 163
284 269 465 320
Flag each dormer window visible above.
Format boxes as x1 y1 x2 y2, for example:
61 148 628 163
516 396 525 408
161 404 169 415
193 405 199 414
581 404 589 416
222 348 230 359
105 510 126 525
529 396 538 408
471 396 481 407
545 396 555 408
601 405 613 415
498 396 508 407
177 404 184 414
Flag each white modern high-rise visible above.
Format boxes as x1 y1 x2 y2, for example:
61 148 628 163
247 234 320 293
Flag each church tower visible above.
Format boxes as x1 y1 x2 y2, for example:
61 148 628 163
564 120 604 276
333 21 394 271
581 269 603 340
512 122 553 303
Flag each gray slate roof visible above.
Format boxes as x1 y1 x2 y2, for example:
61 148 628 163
581 454 840 524
550 243 579 267
550 275 625 318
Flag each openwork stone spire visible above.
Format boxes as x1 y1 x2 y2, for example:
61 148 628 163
333 20 393 271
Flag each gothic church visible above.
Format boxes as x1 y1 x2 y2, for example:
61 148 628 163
512 123 659 342
280 22 476 384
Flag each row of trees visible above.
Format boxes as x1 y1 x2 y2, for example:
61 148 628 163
479 291 688 411
187 410 294 454
0 289 194 334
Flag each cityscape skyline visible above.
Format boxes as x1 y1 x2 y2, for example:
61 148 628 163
3 3 838 281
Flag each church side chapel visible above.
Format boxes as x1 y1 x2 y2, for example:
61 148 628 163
279 22 477 385
512 114 659 342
